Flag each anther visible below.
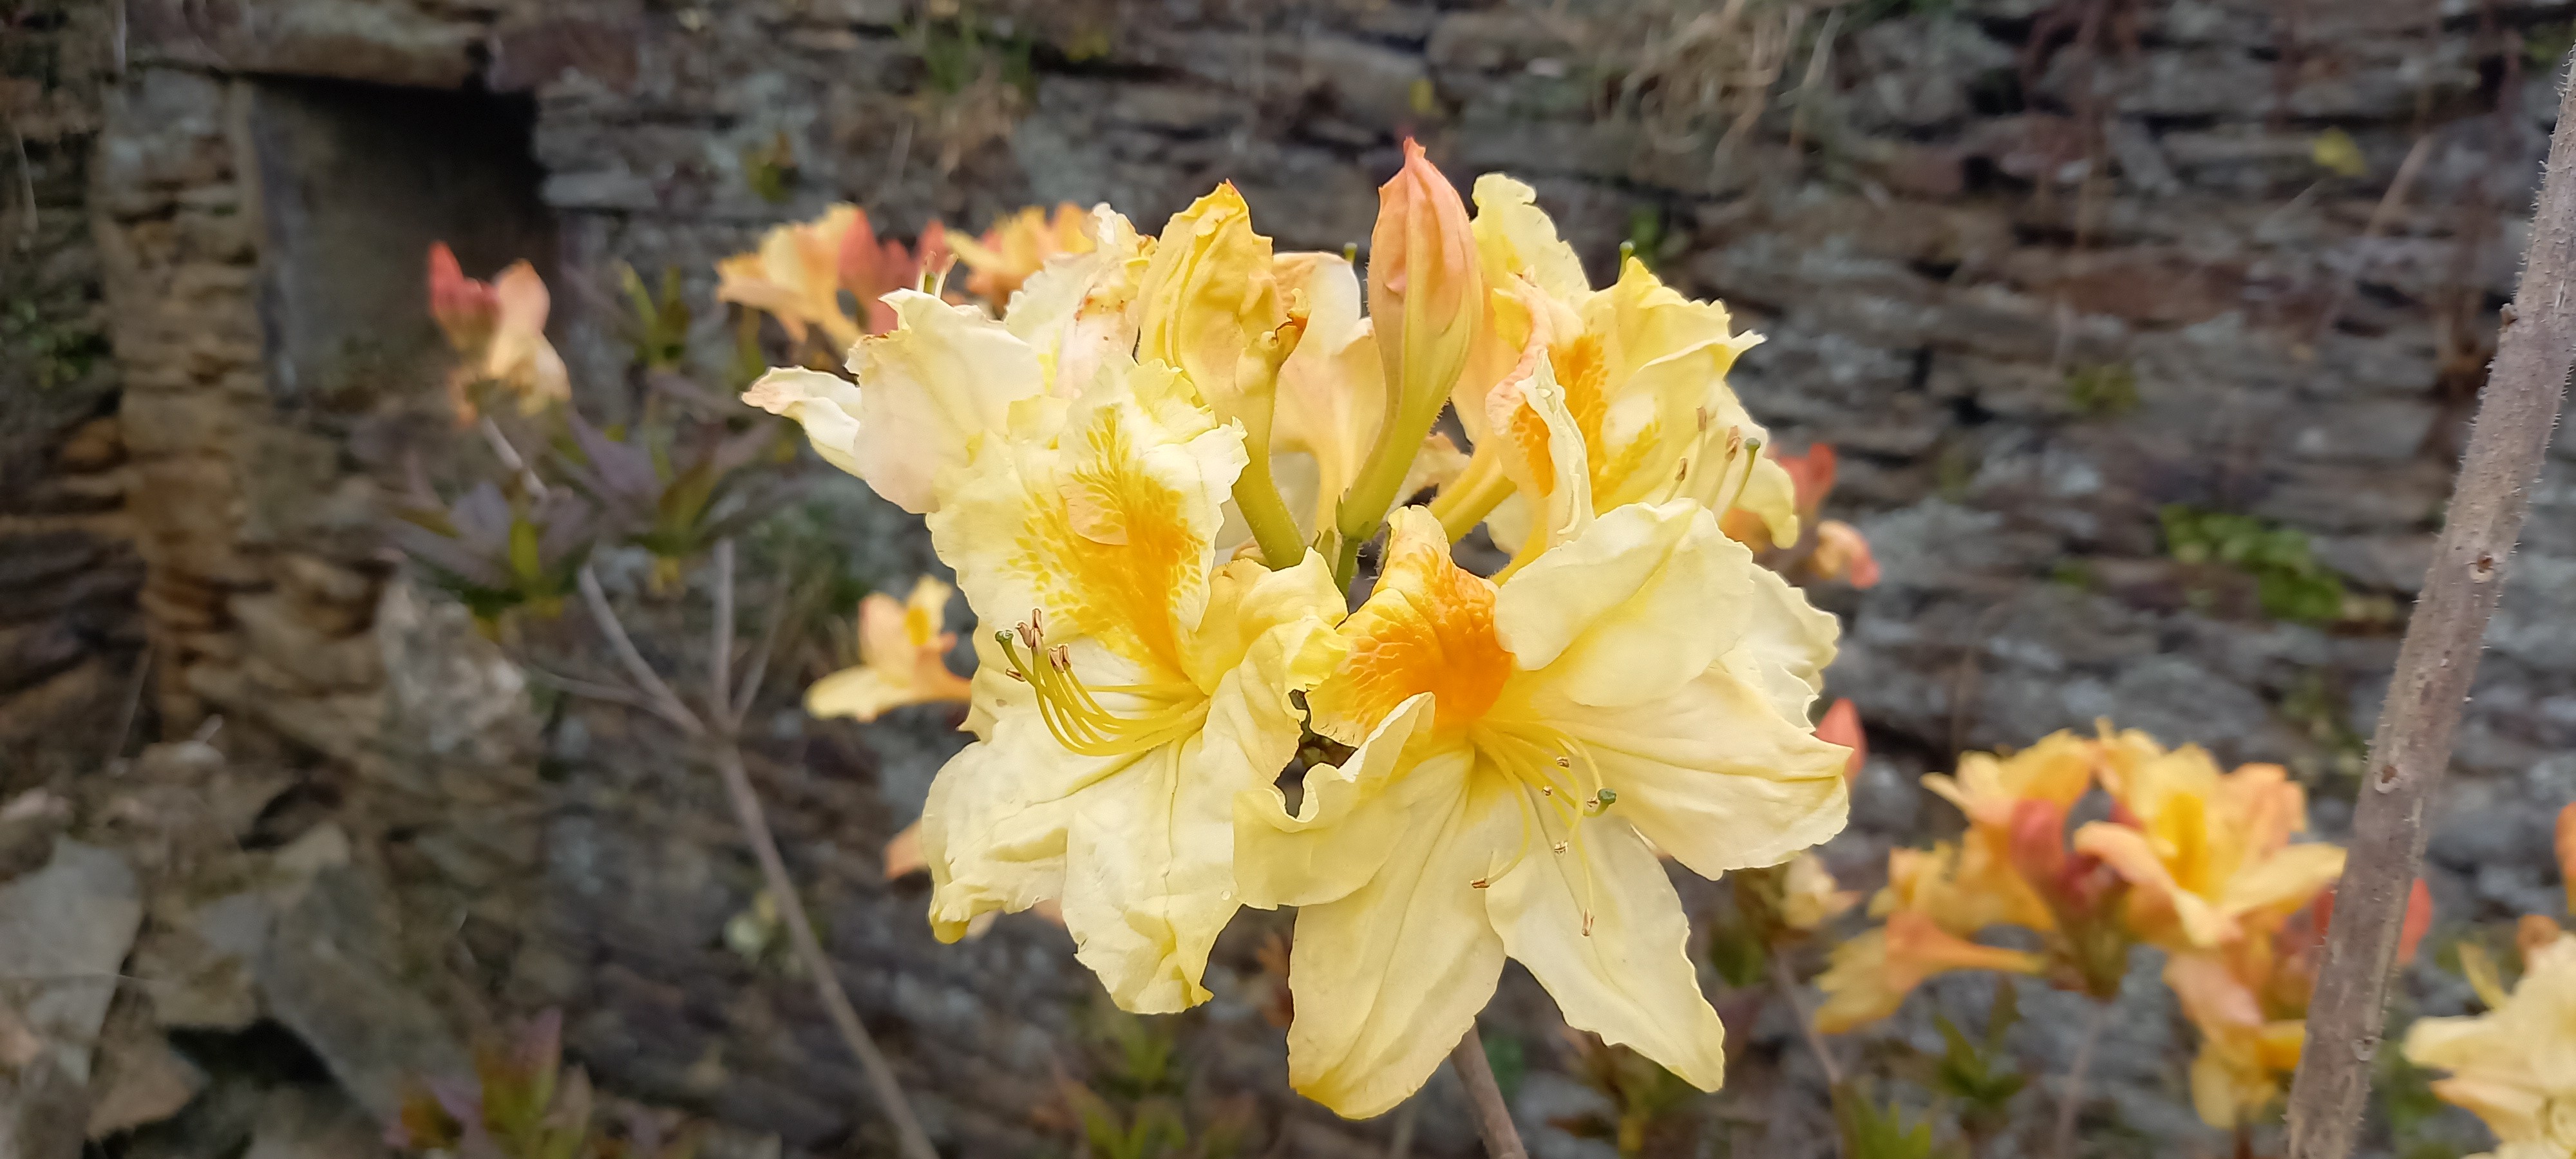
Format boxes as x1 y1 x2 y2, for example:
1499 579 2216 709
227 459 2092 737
1016 621 1041 652
1695 406 1710 432
1551 842 1568 854
1674 460 1689 483
1582 912 1595 936
1029 607 1045 636
1554 757 1571 769
1050 644 1072 671
1470 878 1490 889
1005 670 1027 682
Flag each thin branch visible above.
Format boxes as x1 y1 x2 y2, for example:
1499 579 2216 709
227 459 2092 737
2284 60 2576 1159
520 664 661 713
1770 946 1844 1087
2052 999 2111 1159
576 565 703 735
710 538 735 730
1450 1025 1528 1159
730 568 792 731
477 415 550 500
712 744 940 1159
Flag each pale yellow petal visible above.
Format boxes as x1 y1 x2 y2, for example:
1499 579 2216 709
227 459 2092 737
1236 695 1444 910
1286 759 1516 1119
1717 561 1841 721
1136 182 1282 417
1470 174 1591 303
1497 500 1745 708
927 361 1243 677
920 732 1074 941
1005 206 1149 396
1485 811 1729 1091
848 289 1050 513
1482 345 1595 561
744 367 867 477
1557 666 1850 879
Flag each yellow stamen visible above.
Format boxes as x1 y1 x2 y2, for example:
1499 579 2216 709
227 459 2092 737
996 620 1208 758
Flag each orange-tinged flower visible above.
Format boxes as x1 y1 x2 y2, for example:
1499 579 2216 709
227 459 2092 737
426 243 570 422
1813 843 2046 1034
806 576 973 723
1723 444 1879 587
719 205 934 350
950 202 1096 304
2164 875 2425 1130
2073 735 2345 952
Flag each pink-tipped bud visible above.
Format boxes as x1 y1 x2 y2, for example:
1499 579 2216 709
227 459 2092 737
1368 139 1482 425
426 242 498 353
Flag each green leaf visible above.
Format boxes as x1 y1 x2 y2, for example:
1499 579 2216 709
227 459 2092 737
509 516 544 587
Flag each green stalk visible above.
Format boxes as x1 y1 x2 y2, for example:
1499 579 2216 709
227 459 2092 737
1233 313 1311 571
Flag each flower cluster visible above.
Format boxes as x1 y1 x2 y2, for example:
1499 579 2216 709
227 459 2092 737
1814 726 2388 1130
743 142 1862 1117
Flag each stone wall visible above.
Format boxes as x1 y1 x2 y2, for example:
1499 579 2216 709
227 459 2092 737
14 0 2576 1155
1 0 141 776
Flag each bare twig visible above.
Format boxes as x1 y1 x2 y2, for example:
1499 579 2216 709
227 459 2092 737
477 415 550 500
1450 1025 1528 1159
730 569 792 731
2307 134 2437 345
2284 61 2576 1159
710 538 735 726
567 558 934 1159
2052 999 2110 1159
576 565 701 733
712 744 940 1159
520 664 662 713
1770 946 1844 1087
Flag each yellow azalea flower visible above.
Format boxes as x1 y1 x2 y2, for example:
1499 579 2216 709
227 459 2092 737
915 357 1347 1014
2406 933 2576 1159
1780 853 1859 933
1812 843 2045 1033
1434 178 1795 562
806 576 972 722
743 211 1153 514
2072 735 2346 951
1235 494 1849 1117
949 202 1096 305
427 243 570 422
2166 951 2304 1129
